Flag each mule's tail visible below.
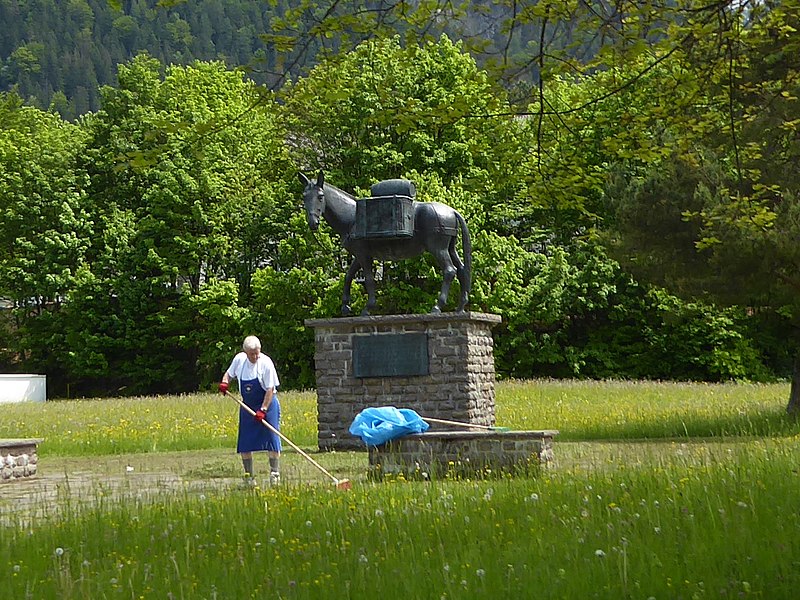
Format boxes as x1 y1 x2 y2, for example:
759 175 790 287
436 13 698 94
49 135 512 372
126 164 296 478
456 210 472 302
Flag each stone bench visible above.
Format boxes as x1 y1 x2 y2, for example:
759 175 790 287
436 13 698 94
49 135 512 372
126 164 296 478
368 429 558 480
0 438 43 482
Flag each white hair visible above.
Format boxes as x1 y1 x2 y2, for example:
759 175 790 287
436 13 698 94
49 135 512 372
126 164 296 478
242 335 261 352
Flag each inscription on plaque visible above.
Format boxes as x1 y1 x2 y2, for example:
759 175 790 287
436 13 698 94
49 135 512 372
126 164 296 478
352 332 429 378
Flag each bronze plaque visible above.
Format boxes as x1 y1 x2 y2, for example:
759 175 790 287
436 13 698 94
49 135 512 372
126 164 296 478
352 333 429 378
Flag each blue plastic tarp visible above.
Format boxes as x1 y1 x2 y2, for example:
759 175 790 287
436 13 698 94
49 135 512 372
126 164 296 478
349 406 429 446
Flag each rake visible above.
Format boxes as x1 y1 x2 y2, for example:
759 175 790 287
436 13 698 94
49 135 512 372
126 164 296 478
225 391 351 490
422 416 511 432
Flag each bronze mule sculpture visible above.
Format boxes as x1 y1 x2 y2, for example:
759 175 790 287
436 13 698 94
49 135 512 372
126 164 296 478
299 171 472 316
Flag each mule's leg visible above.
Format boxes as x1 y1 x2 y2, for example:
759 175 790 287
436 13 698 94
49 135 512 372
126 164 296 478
431 249 457 314
449 245 468 312
342 260 360 316
361 259 376 316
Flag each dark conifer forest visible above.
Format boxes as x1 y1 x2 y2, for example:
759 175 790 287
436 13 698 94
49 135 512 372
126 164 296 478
0 0 286 120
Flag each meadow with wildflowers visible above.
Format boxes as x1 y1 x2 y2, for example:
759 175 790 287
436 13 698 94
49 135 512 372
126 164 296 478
0 390 320 456
2 380 800 599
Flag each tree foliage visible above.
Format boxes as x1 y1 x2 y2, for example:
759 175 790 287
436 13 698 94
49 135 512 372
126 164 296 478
2 1 800 405
280 35 524 313
1 55 297 395
0 91 90 377
602 1 800 410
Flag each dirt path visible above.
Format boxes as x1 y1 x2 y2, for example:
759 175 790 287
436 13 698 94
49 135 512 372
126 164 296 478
1 440 752 524
0 448 359 524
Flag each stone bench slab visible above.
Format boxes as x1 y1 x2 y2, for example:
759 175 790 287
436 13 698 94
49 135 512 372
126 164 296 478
368 430 558 480
1 438 43 482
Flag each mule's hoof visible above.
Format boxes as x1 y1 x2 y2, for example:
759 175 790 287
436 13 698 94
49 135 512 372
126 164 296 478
341 305 352 316
430 306 442 314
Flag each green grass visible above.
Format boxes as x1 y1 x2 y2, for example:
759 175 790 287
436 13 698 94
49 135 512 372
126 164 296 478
497 379 795 440
4 440 800 598
0 390 320 456
2 380 795 457
2 380 800 599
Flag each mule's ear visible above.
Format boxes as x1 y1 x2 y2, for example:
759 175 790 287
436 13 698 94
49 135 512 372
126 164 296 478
316 170 324 187
298 172 310 186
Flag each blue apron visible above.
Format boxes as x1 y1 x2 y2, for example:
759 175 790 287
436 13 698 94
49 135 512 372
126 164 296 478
237 377 281 453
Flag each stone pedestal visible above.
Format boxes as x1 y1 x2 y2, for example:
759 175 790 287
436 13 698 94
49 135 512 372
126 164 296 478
305 312 502 450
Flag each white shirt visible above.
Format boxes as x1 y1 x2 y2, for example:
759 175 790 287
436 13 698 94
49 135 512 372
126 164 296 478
226 352 280 392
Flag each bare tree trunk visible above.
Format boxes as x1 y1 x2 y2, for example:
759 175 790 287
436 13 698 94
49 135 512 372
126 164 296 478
787 350 800 415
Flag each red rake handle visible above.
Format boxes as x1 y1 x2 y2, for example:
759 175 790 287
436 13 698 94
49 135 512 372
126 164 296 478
225 391 341 484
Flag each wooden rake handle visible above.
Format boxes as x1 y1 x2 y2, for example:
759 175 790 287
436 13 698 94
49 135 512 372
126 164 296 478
225 391 341 485
423 416 507 431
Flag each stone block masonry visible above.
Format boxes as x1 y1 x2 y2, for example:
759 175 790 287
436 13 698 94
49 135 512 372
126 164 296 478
368 429 558 480
305 312 502 450
1 439 42 481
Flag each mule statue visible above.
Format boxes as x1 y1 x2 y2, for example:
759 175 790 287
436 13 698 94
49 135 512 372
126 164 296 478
299 171 472 316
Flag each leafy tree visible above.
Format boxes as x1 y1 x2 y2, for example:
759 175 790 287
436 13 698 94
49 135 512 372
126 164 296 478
278 28 774 383
282 35 517 190
249 266 332 390
281 36 525 314
604 1 800 411
2 0 792 396
0 91 90 375
489 242 769 382
66 54 293 394
268 1 767 245
111 15 139 53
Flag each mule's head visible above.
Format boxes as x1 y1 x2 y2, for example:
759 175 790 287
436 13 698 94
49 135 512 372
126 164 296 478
298 171 325 231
